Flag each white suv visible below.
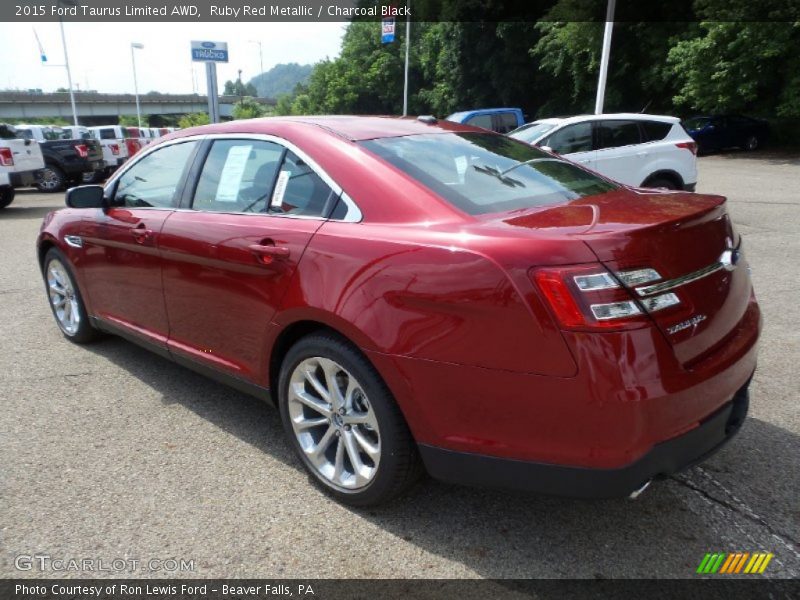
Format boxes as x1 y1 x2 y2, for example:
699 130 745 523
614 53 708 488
508 113 698 191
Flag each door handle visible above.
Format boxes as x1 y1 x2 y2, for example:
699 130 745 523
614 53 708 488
130 225 152 243
249 242 290 265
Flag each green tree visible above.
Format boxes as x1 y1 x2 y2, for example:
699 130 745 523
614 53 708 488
232 97 267 120
178 112 210 128
223 79 258 97
668 21 800 116
117 115 141 126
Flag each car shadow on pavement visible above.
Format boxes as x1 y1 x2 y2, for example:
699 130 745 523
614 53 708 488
0 204 56 220
83 335 800 579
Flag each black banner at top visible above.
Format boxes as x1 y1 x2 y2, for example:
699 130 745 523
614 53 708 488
4 0 800 23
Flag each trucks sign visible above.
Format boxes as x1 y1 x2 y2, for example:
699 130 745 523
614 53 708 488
190 41 229 63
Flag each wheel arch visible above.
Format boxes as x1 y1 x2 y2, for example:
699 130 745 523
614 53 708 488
641 169 684 189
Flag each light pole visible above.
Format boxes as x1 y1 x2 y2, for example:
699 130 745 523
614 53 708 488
402 1 411 116
248 40 264 75
58 0 79 126
130 42 144 128
594 0 616 115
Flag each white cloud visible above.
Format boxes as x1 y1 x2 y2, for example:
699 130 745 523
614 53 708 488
1 21 347 93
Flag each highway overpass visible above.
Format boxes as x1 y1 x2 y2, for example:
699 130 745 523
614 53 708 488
0 92 275 124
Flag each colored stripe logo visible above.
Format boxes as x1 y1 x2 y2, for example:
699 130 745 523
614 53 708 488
697 552 773 574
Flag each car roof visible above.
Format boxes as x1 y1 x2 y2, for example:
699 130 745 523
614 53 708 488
533 113 680 126
447 108 521 120
178 115 485 142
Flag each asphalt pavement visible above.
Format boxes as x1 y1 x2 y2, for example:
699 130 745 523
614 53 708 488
1 151 798 579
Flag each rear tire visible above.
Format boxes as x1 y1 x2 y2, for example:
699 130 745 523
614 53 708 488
43 248 100 344
743 135 759 151
278 332 422 507
643 177 680 191
0 186 14 209
36 165 66 193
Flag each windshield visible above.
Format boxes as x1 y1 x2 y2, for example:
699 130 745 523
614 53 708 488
508 122 557 144
361 133 616 216
682 117 710 130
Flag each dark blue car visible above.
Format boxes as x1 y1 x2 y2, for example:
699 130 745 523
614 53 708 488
683 115 770 153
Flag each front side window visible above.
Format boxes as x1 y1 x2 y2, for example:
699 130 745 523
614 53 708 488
596 121 642 149
361 133 616 216
193 139 284 214
114 141 198 208
545 122 593 154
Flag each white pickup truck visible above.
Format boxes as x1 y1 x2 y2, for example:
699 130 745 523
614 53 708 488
0 124 45 209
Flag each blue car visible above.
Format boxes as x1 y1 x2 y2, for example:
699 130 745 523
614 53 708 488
445 108 525 134
683 115 770 153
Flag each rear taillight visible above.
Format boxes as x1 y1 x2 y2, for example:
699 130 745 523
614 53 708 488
110 144 120 155
0 147 14 167
676 141 697 155
75 144 89 158
533 265 680 331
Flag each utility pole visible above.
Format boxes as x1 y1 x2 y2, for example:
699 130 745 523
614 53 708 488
594 0 615 115
131 42 144 127
402 0 411 116
57 1 79 126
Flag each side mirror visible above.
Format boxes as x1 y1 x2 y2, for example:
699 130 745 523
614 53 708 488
540 145 556 154
65 185 106 209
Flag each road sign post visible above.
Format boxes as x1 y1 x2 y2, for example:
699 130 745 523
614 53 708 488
191 41 228 124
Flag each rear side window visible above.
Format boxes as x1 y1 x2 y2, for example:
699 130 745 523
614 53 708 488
271 150 335 217
99 128 115 140
545 122 593 154
465 114 493 130
495 112 519 134
114 141 198 208
596 120 642 149
192 139 284 214
641 121 672 142
361 132 616 216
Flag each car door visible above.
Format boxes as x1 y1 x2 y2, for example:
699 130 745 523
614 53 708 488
79 139 200 350
543 122 596 169
592 120 645 185
158 137 337 384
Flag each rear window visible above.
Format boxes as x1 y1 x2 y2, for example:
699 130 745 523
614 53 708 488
496 112 520 134
361 133 616 216
641 121 672 141
464 114 493 130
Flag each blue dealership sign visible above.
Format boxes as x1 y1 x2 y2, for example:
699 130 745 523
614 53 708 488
381 18 395 44
190 40 229 63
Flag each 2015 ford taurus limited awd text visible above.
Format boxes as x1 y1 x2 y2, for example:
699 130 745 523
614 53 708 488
37 116 760 506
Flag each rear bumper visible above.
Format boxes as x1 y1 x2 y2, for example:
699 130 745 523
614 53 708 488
419 378 750 498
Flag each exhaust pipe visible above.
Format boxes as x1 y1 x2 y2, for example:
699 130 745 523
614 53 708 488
628 480 652 500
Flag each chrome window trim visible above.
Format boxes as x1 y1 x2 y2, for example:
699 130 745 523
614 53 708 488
104 133 363 223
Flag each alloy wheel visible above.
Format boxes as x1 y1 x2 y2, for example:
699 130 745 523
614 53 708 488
47 259 80 335
287 357 381 490
38 168 62 191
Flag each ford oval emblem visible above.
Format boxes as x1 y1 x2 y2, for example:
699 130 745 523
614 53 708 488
201 42 216 49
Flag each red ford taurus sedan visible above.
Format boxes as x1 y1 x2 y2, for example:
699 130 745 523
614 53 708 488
37 116 760 506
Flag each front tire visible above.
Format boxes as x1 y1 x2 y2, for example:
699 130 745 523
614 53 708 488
643 177 680 190
278 332 422 506
43 248 99 343
0 186 14 209
36 165 66 193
